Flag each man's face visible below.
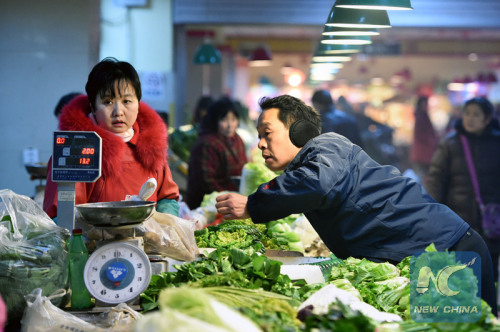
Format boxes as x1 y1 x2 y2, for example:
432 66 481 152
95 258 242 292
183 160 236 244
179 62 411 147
257 108 301 171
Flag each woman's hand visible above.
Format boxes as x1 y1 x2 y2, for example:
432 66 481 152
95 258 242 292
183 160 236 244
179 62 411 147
215 193 250 220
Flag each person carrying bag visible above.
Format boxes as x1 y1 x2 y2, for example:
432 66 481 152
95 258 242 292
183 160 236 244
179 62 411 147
461 134 500 239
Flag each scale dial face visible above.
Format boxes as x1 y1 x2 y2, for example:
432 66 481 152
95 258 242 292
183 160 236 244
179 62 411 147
84 242 151 305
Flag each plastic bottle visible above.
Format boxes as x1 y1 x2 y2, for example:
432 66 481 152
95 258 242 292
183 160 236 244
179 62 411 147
69 228 93 309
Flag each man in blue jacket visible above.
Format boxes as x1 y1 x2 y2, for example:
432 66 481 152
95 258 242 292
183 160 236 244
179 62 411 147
215 94 497 316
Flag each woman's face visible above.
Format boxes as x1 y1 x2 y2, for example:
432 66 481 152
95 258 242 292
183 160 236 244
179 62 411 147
218 111 239 138
93 80 139 134
463 103 491 135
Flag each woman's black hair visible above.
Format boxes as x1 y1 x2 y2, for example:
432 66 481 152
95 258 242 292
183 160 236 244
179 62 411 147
201 97 239 133
192 95 214 125
259 94 321 131
85 57 142 110
464 96 494 118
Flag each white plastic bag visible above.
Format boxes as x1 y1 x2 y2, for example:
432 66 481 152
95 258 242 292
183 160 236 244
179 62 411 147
298 284 402 323
21 289 142 332
21 289 104 332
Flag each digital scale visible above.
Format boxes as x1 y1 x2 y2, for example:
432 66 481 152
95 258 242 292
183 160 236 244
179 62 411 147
52 131 153 309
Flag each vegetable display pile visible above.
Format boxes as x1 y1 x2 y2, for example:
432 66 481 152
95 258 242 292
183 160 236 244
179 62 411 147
138 245 500 331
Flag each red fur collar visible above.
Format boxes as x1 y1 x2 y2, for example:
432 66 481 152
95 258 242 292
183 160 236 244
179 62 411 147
58 95 167 176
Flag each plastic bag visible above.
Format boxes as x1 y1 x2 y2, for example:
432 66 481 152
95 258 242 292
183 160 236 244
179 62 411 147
21 289 142 332
143 211 199 261
21 288 101 332
298 284 402 324
0 189 70 321
77 211 199 262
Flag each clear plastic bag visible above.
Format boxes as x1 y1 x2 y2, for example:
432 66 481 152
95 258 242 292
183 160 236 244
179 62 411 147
143 211 199 261
0 189 70 321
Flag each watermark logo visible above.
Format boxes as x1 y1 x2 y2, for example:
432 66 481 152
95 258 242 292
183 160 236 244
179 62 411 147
410 251 481 323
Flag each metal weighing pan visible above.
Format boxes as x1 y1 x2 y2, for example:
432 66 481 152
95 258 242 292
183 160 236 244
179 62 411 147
76 201 156 227
25 162 48 179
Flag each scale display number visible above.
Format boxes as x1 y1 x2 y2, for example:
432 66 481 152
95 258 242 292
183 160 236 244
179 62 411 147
84 243 151 305
52 131 102 182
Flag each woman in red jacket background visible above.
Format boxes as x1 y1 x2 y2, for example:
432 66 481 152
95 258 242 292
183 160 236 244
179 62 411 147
186 97 247 209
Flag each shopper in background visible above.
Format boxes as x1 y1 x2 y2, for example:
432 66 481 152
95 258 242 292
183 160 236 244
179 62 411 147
427 96 500 289
410 96 439 184
53 92 82 119
186 97 247 209
215 94 497 315
311 89 363 147
191 95 214 129
43 57 180 218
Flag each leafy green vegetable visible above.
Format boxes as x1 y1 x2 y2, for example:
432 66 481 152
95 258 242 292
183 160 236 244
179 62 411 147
330 257 400 284
240 162 280 196
169 125 198 162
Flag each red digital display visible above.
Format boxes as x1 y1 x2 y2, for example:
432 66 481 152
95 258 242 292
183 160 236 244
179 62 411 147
82 148 95 155
79 158 91 165
56 137 66 144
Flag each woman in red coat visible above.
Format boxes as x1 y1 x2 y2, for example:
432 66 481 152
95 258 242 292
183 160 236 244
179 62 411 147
43 57 179 219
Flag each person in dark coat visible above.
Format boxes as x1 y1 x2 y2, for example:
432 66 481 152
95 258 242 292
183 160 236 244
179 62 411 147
215 94 497 315
311 89 364 147
427 96 500 289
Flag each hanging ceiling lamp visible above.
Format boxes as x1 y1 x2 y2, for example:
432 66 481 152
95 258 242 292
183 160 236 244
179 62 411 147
321 35 372 45
325 6 391 29
322 25 379 37
335 0 413 11
193 41 221 64
317 43 362 54
249 45 273 67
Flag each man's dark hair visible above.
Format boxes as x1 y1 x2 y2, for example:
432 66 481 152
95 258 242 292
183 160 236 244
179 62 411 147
259 94 321 131
85 57 142 110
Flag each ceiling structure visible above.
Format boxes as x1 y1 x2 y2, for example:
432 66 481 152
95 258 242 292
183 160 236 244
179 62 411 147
173 0 500 51
174 0 500 104
173 0 500 28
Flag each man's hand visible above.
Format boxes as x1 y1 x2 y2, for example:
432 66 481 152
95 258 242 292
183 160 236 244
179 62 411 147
215 193 250 220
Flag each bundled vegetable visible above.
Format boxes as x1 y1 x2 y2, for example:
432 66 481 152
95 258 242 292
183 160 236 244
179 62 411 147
266 218 304 253
0 189 70 320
